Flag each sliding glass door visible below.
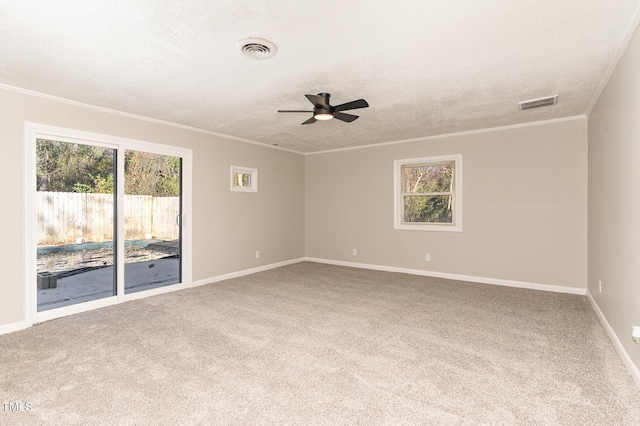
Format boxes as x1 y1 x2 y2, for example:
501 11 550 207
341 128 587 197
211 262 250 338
36 139 117 311
124 150 182 294
28 124 191 319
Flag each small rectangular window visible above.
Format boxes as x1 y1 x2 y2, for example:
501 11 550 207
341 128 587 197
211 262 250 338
394 155 462 231
230 166 257 192
233 172 251 187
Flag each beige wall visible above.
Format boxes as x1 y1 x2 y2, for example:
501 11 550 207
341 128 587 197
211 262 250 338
0 87 305 327
306 118 588 288
588 24 640 371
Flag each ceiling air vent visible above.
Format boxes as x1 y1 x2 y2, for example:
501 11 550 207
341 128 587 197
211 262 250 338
518 95 558 110
236 38 277 60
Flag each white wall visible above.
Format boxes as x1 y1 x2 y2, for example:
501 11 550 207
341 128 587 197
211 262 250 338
588 23 640 376
4 55 636 380
305 118 588 289
0 87 305 328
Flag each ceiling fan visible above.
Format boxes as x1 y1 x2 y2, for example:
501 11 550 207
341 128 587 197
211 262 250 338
278 93 369 125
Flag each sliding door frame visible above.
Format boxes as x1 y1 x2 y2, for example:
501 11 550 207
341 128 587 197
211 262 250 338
24 122 193 326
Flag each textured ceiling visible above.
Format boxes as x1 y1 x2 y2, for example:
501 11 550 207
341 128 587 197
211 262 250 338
2 1 640 153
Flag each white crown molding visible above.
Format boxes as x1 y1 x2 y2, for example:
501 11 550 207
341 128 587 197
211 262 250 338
2 83 589 157
585 3 640 115
305 115 587 155
0 83 303 155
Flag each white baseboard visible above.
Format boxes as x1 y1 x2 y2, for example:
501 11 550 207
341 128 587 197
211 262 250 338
191 257 306 288
5 258 637 389
587 290 640 388
0 256 586 336
0 258 306 336
304 257 587 295
0 321 27 336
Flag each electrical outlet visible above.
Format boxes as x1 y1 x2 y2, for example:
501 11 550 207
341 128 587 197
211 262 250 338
599 280 602 293
425 253 431 261
255 251 260 259
352 249 357 256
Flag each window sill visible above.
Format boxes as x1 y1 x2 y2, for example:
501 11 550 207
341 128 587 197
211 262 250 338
395 223 462 232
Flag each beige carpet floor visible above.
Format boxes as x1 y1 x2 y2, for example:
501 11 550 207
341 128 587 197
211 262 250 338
1 262 639 425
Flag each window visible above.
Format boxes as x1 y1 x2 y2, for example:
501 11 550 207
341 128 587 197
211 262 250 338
230 166 257 192
394 154 462 231
25 122 192 324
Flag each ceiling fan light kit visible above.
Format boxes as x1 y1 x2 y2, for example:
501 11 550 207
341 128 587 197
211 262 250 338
278 93 369 125
314 113 333 121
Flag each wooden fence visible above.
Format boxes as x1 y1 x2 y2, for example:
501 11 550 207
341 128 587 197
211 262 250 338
37 192 180 246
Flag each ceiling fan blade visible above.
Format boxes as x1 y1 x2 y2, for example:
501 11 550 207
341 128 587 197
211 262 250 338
302 116 317 125
305 94 328 108
334 112 359 123
333 99 369 112
278 110 313 113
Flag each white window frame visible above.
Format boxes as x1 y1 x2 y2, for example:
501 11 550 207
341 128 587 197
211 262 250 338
394 154 462 232
24 122 193 326
230 165 257 192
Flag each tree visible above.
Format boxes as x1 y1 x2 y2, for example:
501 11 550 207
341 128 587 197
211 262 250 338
91 173 114 193
125 151 181 196
36 139 115 193
403 164 453 223
36 140 180 196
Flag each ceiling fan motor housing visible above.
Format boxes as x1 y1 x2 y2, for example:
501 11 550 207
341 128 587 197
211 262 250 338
317 93 331 103
315 93 333 114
